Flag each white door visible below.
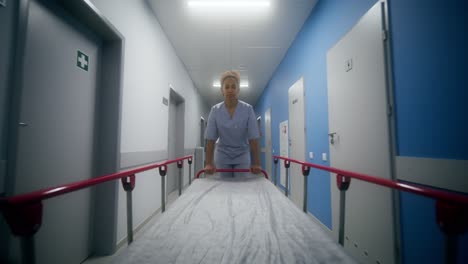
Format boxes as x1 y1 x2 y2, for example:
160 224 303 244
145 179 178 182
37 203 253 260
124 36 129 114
327 2 395 264
12 1 101 263
288 77 306 209
279 120 288 187
264 108 272 182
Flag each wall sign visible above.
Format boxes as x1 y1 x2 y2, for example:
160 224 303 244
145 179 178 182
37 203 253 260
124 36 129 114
77 50 89 71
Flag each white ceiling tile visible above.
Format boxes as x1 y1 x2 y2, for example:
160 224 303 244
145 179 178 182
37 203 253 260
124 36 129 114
149 0 318 106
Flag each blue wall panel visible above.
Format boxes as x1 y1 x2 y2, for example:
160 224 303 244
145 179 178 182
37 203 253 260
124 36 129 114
390 0 468 159
400 190 467 264
390 1 468 263
255 0 467 263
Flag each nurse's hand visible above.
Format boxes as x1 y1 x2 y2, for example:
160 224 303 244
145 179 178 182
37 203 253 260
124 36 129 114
204 164 216 174
250 164 262 174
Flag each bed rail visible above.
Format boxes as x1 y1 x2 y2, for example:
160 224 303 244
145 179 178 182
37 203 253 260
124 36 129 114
273 155 468 264
195 168 269 179
0 155 193 264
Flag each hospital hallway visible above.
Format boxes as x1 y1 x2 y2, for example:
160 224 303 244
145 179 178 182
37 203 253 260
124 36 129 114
0 0 467 264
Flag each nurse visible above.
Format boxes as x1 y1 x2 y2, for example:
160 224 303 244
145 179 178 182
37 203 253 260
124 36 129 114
204 70 261 176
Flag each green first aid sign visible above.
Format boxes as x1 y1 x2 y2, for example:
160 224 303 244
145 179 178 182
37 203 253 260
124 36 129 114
77 50 89 71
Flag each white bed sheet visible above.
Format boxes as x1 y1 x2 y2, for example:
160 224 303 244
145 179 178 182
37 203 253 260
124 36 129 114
112 174 357 264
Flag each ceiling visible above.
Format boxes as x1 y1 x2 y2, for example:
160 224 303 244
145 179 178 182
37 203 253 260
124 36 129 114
147 0 318 107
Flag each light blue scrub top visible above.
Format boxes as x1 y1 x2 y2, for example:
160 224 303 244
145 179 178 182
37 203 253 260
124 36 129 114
205 100 260 165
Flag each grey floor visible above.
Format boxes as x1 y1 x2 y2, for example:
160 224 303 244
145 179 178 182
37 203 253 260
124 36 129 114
82 187 184 264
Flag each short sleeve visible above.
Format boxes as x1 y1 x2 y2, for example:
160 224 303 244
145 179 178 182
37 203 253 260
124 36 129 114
247 106 260 140
205 106 218 140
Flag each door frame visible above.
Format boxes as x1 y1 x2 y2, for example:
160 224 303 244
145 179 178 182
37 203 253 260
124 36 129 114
4 0 124 256
167 86 185 194
381 0 401 262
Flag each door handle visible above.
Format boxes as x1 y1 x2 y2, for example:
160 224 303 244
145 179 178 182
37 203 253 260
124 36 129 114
19 122 28 127
328 132 337 144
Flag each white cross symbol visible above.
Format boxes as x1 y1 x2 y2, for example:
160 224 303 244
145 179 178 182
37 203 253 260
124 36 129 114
78 53 88 68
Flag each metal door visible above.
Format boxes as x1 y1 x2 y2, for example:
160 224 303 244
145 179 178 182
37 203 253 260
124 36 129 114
288 77 306 209
279 120 288 187
12 1 101 263
264 108 272 182
327 2 395 263
167 88 185 194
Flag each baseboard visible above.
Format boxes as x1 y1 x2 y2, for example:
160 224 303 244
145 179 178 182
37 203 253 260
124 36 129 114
306 211 334 239
115 186 186 249
116 207 162 249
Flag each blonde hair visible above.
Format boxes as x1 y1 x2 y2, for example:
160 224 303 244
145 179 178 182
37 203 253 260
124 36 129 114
220 70 240 87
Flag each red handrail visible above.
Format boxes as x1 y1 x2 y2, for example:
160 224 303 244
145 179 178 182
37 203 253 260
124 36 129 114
196 168 269 179
0 156 193 207
273 155 468 205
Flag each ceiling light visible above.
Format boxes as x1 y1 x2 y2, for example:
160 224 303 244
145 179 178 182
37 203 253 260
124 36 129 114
213 82 249 88
188 1 270 8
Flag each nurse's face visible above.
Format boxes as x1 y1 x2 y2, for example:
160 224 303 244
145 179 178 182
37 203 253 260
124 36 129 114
222 77 239 100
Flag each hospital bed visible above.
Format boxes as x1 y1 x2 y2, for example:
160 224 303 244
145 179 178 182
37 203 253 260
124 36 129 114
110 172 357 264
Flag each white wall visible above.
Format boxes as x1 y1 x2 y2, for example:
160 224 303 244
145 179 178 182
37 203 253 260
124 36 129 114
90 0 209 243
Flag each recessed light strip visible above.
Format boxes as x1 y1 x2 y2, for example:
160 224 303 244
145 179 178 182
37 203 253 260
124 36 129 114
188 1 270 8
213 83 249 88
